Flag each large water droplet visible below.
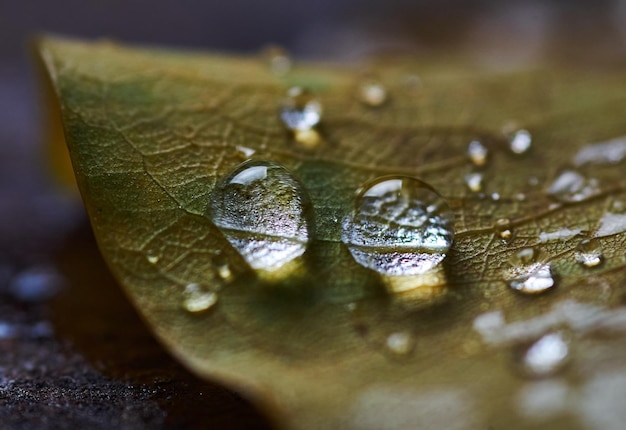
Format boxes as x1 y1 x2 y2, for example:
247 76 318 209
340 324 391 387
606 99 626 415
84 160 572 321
342 176 455 276
279 86 322 132
209 160 312 271
547 169 600 202
505 248 555 294
358 78 388 107
514 332 570 378
575 238 604 268
467 140 488 166
508 129 532 154
183 283 218 313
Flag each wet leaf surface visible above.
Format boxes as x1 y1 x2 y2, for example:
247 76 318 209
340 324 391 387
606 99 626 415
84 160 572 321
39 35 626 429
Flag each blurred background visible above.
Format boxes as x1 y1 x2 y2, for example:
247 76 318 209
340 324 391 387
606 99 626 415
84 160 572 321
0 1 625 428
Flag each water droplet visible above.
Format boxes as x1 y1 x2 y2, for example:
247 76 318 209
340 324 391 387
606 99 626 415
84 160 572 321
358 79 388 107
505 248 555 294
464 172 483 192
261 45 292 76
467 140 488 166
208 160 311 271
547 170 600 202
146 251 159 264
491 192 501 201
342 176 455 276
515 332 570 378
182 283 218 313
495 218 513 240
235 145 256 158
508 129 532 154
217 264 233 280
386 331 415 355
575 238 604 268
280 86 322 132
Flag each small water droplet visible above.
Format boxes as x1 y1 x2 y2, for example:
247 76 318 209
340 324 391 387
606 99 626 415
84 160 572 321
262 45 292 76
611 200 626 213
386 331 415 355
515 193 526 201
495 218 513 240
342 176 455 276
208 160 311 272
491 192 501 201
508 129 532 154
575 238 604 268
467 140 488 166
217 264 233 280
294 128 322 148
146 251 159 264
465 172 483 192
505 248 555 294
235 145 256 158
358 79 388 107
547 170 600 202
280 87 322 132
182 283 218 313
515 332 570 378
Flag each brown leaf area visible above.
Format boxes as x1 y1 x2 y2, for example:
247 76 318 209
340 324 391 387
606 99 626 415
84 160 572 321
40 36 626 429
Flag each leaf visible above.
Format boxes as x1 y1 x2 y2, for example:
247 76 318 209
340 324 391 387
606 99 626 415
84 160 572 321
39 36 626 429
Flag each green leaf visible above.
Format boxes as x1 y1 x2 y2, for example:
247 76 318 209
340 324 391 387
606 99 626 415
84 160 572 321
39 35 626 429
